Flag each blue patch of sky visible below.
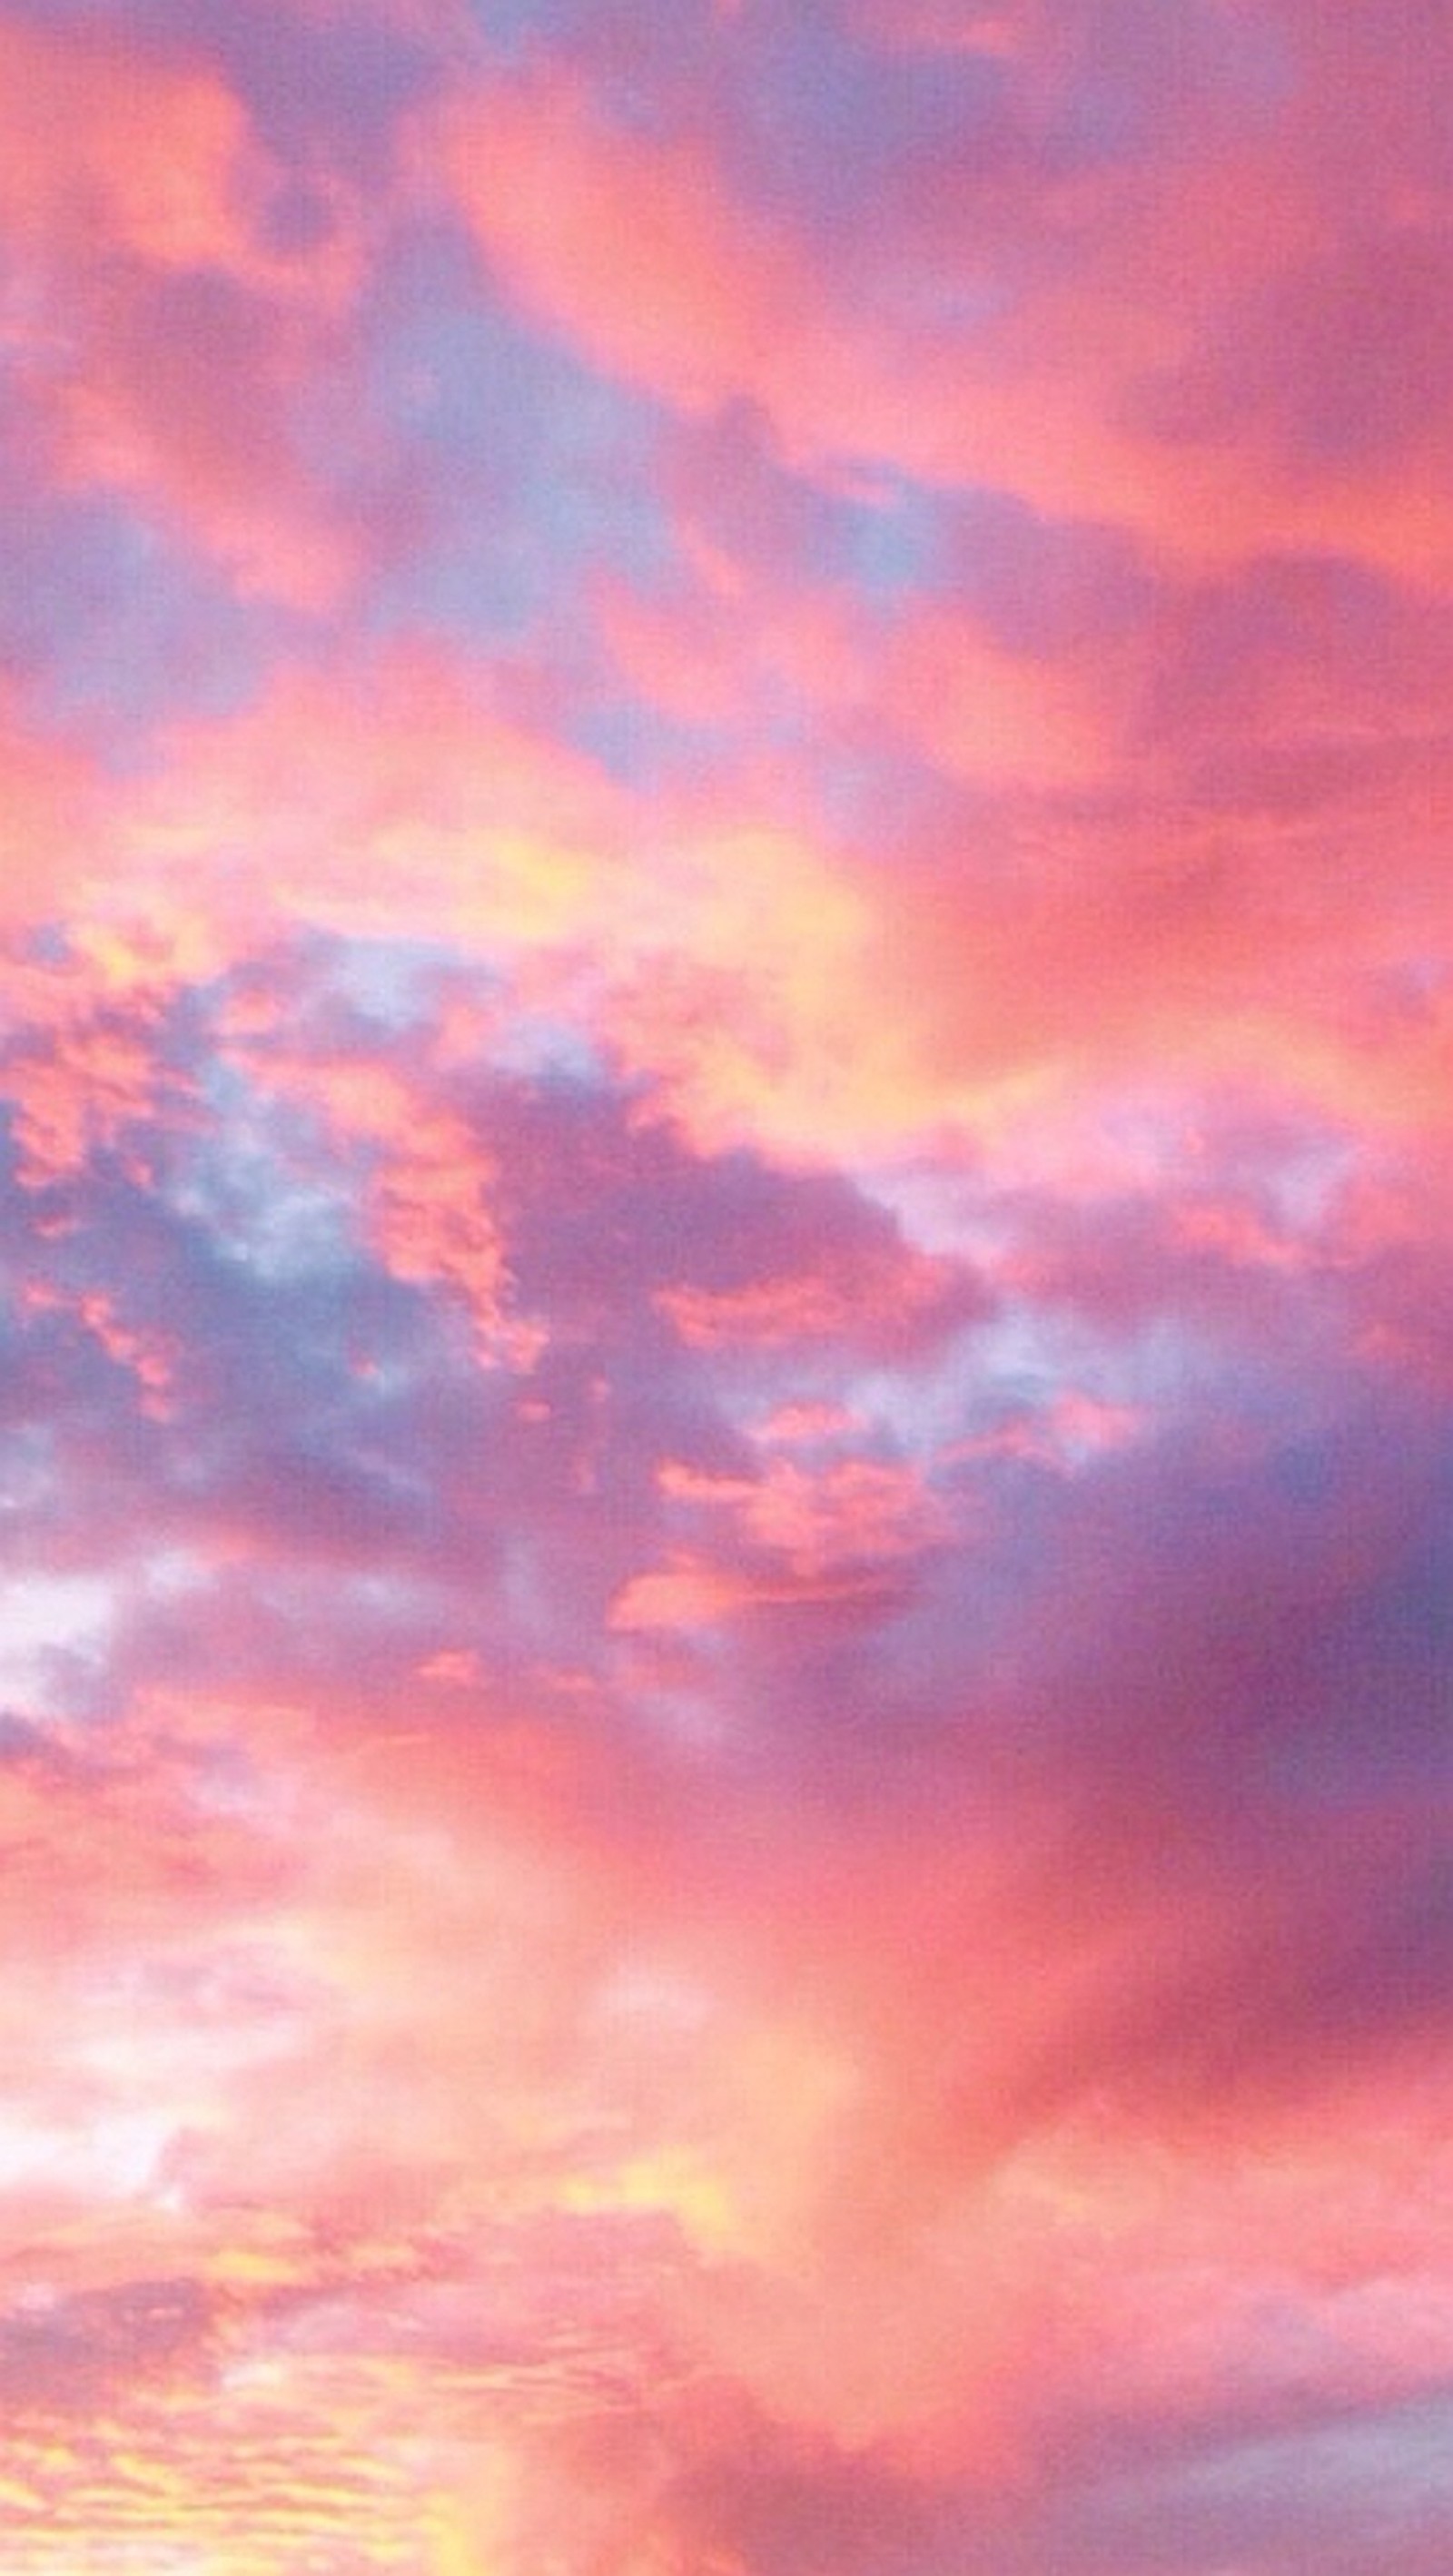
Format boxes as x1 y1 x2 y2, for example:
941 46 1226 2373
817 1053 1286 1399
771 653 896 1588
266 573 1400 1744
476 1 1009 214
861 1303 1096 1466
568 693 738 794
359 235 670 648
168 1054 366 1285
563 449 950 785
1066 2386 1453 2558
1243 1127 1358 1239
465 0 597 64
727 7 1009 232
311 932 495 1038
302 937 610 1089
487 1012 608 1087
194 0 440 172
1211 0 1300 122
1052 57 1152 168
0 473 273 759
652 456 1145 793
825 471 947 602
466 0 1011 271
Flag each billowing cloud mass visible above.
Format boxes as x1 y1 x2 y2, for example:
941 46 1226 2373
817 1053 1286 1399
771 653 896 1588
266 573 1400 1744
0 2 1449 2569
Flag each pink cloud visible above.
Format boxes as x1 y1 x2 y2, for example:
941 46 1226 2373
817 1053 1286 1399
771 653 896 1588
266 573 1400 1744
427 19 1453 580
0 11 374 605
0 8 1448 2571
0 699 102 932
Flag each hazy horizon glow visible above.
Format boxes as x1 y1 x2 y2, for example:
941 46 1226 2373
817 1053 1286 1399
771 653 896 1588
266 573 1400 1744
0 3 1451 2570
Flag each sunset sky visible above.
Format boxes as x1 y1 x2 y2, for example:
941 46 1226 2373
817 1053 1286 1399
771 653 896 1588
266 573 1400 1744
0 1 1450 2569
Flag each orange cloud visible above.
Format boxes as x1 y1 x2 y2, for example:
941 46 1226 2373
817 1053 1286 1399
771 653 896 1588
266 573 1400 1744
53 612 1438 1174
120 645 625 966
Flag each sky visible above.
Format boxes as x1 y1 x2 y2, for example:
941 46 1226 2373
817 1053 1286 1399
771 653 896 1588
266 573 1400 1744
0 0 1449 2568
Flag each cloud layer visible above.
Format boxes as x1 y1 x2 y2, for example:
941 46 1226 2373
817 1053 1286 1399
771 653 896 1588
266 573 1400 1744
0 3 1449 2570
